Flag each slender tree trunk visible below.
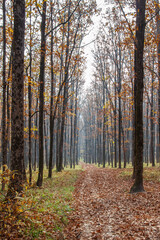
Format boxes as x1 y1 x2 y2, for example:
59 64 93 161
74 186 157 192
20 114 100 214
70 89 73 169
56 112 60 170
146 102 149 166
73 79 78 168
122 126 126 168
150 57 155 166
28 0 32 184
2 0 7 191
34 98 38 171
57 1 71 172
118 75 121 169
155 0 160 163
102 83 106 168
44 117 49 168
6 63 11 168
48 0 55 178
37 1 46 187
114 86 117 168
64 126 67 167
118 49 122 169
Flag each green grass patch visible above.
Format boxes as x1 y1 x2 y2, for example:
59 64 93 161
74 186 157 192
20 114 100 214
143 167 160 182
119 166 160 182
119 168 133 180
0 166 82 239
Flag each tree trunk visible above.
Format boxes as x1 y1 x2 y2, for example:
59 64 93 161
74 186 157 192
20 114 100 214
7 0 25 197
44 117 49 169
70 87 73 169
28 1 32 183
34 98 38 171
150 57 155 166
102 82 106 168
73 79 78 168
37 0 46 187
155 0 160 163
57 1 71 172
130 0 146 193
114 83 117 168
118 49 122 169
48 0 56 178
2 0 7 191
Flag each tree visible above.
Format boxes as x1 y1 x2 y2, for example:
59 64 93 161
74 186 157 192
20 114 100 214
2 0 7 191
48 0 55 178
155 0 160 163
37 0 47 187
130 0 146 193
7 0 25 197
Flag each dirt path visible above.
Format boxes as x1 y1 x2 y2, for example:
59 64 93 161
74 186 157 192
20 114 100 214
63 164 160 240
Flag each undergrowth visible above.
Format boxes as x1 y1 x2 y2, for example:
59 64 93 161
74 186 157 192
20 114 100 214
0 166 82 239
119 166 160 182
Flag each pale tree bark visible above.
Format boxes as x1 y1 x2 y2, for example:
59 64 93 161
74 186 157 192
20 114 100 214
73 78 79 168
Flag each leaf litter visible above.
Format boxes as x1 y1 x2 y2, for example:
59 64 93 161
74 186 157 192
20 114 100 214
63 165 160 240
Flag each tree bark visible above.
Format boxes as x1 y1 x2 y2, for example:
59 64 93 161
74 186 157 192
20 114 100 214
37 0 46 187
73 79 78 168
7 0 25 197
150 57 155 167
130 0 146 193
2 0 7 191
57 1 71 172
102 82 106 168
155 0 160 163
28 0 32 183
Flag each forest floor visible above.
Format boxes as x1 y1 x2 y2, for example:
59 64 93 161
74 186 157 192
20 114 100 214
63 164 160 240
0 168 82 240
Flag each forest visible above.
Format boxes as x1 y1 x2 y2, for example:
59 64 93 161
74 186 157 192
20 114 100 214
0 0 160 239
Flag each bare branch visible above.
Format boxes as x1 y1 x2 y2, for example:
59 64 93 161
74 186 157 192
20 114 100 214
45 0 82 37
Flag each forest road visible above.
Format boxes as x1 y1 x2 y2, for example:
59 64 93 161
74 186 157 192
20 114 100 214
63 164 160 240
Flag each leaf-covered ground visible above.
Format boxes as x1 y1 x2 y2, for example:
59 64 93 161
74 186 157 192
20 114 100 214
0 168 82 240
64 164 160 240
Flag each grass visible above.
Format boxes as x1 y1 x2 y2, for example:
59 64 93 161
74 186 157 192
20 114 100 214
119 165 160 182
0 165 82 239
92 161 160 183
94 161 160 169
1 162 160 238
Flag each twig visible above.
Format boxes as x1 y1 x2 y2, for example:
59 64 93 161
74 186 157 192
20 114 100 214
35 0 42 16
45 0 82 37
